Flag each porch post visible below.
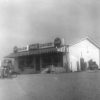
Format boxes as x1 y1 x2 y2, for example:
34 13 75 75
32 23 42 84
33 56 36 73
14 57 20 73
51 53 54 65
66 45 70 72
63 45 70 72
60 53 63 67
40 55 42 71
24 56 27 67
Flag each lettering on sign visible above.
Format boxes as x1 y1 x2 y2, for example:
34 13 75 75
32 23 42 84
57 46 66 52
39 43 54 48
29 44 39 50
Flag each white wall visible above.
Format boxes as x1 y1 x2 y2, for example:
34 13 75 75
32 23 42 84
69 39 99 71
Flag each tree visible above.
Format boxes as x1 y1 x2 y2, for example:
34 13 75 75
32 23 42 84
88 59 98 70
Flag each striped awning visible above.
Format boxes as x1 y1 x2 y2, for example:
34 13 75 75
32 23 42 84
5 47 58 58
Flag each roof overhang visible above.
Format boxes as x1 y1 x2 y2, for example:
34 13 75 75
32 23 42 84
5 47 61 58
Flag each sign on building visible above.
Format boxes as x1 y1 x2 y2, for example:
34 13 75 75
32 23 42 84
39 43 54 48
17 45 29 52
29 44 39 50
54 37 62 48
57 46 66 52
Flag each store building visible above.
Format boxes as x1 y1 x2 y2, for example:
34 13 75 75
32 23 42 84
6 38 67 73
69 37 100 71
5 37 100 73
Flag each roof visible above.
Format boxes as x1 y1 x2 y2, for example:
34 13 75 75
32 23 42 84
5 47 58 58
5 36 100 58
69 36 100 49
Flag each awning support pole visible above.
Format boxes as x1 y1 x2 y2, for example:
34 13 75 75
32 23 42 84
33 56 36 73
40 55 42 71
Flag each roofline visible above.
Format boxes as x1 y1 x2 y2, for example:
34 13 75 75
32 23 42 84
69 36 100 49
4 47 59 58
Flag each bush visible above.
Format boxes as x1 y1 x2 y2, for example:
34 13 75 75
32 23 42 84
88 59 98 70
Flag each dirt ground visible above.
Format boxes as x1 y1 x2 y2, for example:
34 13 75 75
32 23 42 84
0 71 100 100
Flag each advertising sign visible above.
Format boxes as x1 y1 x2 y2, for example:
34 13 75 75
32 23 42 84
54 37 61 48
57 46 66 52
29 44 39 50
39 43 54 48
17 45 29 52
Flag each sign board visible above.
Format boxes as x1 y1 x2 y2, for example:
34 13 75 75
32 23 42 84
29 44 39 50
39 43 54 48
17 45 29 52
54 37 61 48
57 46 66 52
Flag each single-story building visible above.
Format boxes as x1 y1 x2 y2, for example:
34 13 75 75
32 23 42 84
5 38 66 73
69 37 100 71
5 37 100 73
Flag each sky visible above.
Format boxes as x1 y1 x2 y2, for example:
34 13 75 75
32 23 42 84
0 0 100 59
